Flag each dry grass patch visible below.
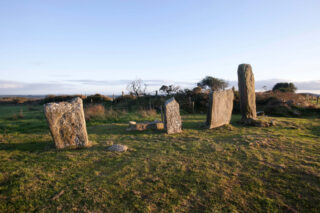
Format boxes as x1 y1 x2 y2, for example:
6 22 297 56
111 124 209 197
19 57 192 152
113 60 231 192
137 109 157 118
84 104 105 120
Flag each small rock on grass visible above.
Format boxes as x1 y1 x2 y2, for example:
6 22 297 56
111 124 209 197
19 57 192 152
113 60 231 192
108 144 128 152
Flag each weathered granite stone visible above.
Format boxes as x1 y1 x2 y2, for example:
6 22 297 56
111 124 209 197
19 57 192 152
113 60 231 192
108 144 128 152
237 64 257 121
44 97 91 149
206 90 234 129
164 98 182 134
127 120 164 131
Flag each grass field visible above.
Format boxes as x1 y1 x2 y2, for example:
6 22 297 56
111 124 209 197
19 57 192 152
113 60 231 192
0 105 319 212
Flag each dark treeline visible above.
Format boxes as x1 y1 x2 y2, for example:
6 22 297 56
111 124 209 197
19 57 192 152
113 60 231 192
38 90 319 117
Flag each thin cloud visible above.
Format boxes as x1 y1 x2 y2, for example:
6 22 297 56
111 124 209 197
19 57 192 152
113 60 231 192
0 80 78 95
67 79 196 87
67 80 130 86
0 79 319 95
0 80 24 89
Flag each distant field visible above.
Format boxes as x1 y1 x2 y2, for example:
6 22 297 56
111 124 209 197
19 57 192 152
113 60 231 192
0 105 319 212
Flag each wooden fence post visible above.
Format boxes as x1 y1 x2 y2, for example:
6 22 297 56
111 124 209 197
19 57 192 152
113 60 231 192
149 99 152 110
192 101 195 113
160 106 164 123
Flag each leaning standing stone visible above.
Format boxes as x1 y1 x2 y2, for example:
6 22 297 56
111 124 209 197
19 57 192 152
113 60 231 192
164 98 182 134
206 90 234 129
44 97 91 149
237 64 257 121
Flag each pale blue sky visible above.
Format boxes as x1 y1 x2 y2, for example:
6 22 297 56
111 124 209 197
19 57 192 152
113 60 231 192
0 0 320 94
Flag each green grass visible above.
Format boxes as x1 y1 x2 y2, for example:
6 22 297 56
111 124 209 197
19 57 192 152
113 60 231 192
0 105 319 212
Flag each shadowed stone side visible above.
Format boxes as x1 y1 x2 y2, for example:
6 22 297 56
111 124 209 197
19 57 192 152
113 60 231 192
164 98 182 134
237 64 257 121
44 97 91 149
206 90 234 129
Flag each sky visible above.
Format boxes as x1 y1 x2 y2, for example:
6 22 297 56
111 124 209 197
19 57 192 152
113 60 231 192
1 0 320 95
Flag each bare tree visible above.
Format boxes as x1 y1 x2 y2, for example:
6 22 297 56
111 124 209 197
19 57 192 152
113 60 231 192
126 79 147 97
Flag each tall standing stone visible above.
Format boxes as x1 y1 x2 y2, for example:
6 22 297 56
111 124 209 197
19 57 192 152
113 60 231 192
164 98 182 134
206 90 234 129
237 64 257 121
44 97 91 149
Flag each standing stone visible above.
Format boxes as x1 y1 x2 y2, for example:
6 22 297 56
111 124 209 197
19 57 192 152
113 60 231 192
206 90 234 129
164 98 182 134
44 97 91 149
237 64 257 121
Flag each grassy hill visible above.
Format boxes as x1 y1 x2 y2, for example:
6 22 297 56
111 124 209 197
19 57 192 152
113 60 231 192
0 105 319 212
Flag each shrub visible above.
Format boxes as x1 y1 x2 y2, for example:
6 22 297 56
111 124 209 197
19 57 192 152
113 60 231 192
0 97 38 104
174 89 209 113
192 87 202 94
85 94 112 103
12 97 29 104
159 85 180 95
114 95 136 103
43 95 86 104
197 76 229 91
272 82 297 93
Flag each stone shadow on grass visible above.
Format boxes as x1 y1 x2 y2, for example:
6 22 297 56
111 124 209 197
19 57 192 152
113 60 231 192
0 141 110 153
309 124 320 137
0 141 54 152
87 123 166 135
